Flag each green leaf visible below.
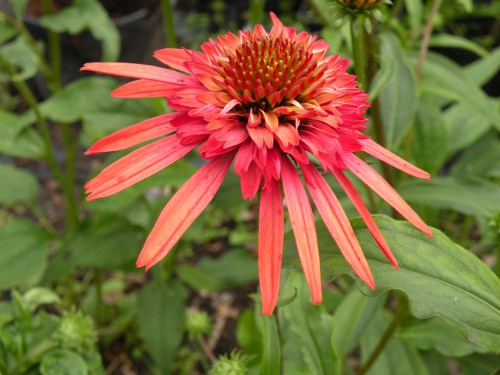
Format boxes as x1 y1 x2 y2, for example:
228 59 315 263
137 279 188 374
398 176 500 216
0 220 49 290
282 215 500 353
450 131 500 179
332 287 386 358
456 353 500 375
455 0 473 12
39 0 120 62
253 295 280 375
368 55 396 102
22 287 61 313
403 0 423 36
176 250 258 291
58 216 142 270
408 51 500 130
465 46 500 86
236 308 263 361
443 103 492 155
428 34 488 57
5 0 28 19
410 95 449 175
399 317 482 357
281 272 340 375
0 111 44 159
0 13 17 44
0 35 41 81
360 311 429 375
40 349 88 375
379 33 417 150
0 164 39 204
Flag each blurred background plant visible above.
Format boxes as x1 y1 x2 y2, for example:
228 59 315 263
0 0 499 374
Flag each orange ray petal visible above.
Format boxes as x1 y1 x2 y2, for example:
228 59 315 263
136 153 235 268
258 178 284 316
281 156 322 304
343 154 433 238
332 169 398 269
154 48 192 73
85 136 196 199
85 113 177 155
81 63 187 84
301 163 375 289
111 79 179 98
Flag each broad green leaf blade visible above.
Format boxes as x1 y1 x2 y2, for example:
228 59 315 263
282 215 500 353
411 95 449 175
0 13 17 44
360 311 430 375
428 34 488 57
456 353 500 375
465 46 500 86
0 220 50 290
0 164 40 204
403 0 422 36
40 349 88 375
39 0 120 62
0 35 41 81
253 295 281 375
450 131 500 180
332 287 386 358
137 279 188 374
379 33 417 150
444 103 492 155
399 317 482 357
408 51 500 130
368 55 396 102
0 111 44 159
281 272 340 375
398 176 500 216
5 0 28 20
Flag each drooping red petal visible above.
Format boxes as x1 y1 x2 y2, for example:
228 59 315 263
81 63 187 84
360 138 431 180
281 156 322 304
85 114 177 155
301 163 375 289
332 169 398 269
258 177 284 316
343 154 433 238
239 161 262 200
85 136 196 200
111 79 179 98
136 153 234 269
153 48 192 73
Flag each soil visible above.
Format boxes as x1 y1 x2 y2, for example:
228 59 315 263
25 0 161 18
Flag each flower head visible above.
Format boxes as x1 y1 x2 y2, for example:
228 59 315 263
82 13 432 316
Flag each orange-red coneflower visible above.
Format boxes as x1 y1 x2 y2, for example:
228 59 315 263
82 13 432 316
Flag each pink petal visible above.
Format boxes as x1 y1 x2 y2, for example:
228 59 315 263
301 163 375 289
261 109 279 132
281 156 322 304
85 114 177 154
360 138 431 180
258 178 284 316
343 154 433 238
136 153 235 268
81 63 188 84
153 48 192 73
332 169 398 269
247 126 274 149
85 136 196 200
240 162 262 200
111 79 179 98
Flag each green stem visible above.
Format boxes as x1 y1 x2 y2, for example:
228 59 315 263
273 308 283 375
356 298 409 375
40 0 61 91
249 0 266 28
416 0 442 83
160 0 178 48
350 17 367 91
306 0 330 28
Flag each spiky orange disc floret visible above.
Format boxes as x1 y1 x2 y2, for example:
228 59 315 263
81 13 432 316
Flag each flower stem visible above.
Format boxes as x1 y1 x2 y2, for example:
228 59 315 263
160 0 178 48
416 0 442 83
40 0 61 91
350 17 367 91
355 298 409 375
